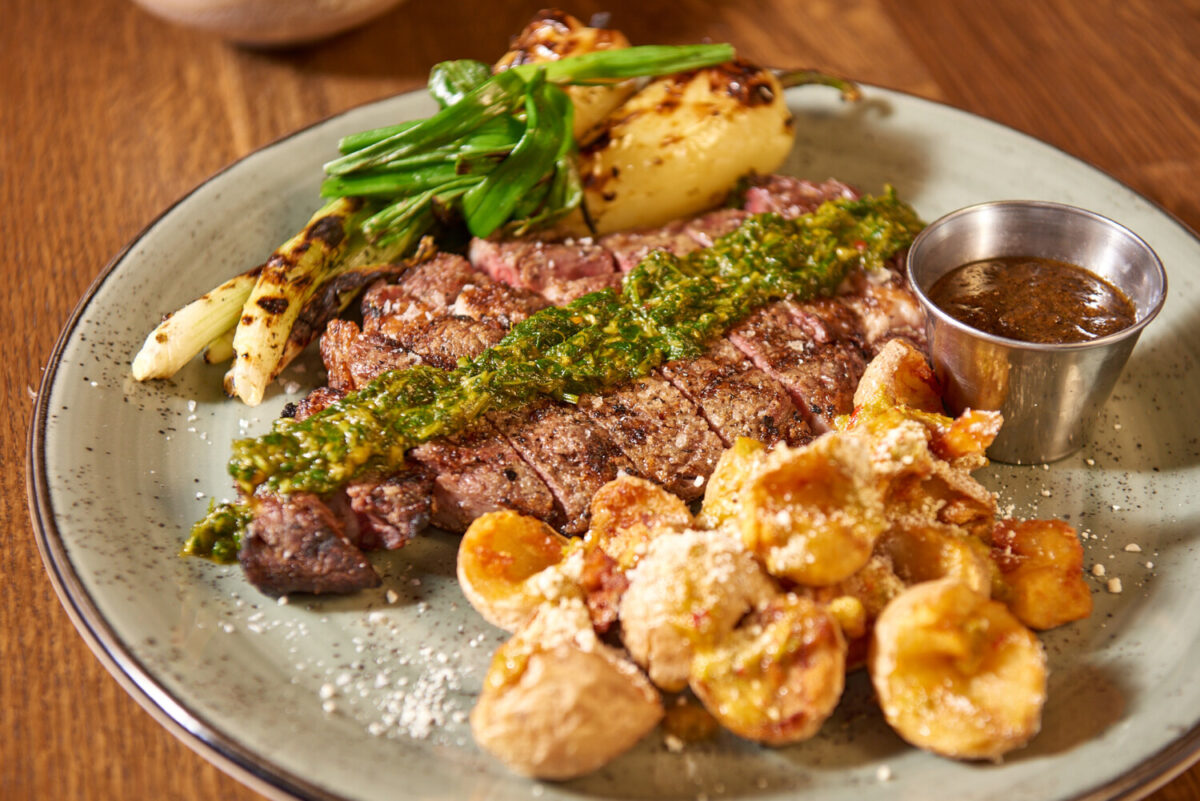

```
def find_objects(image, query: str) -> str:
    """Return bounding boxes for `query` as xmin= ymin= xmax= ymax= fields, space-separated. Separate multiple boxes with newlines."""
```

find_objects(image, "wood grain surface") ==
xmin=4 ymin=1 xmax=1199 ymax=799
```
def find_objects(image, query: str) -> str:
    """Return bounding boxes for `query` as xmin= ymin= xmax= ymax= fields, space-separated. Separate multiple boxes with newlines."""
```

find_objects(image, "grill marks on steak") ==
xmin=240 ymin=493 xmax=381 ymax=597
xmin=491 ymin=401 xmax=639 ymax=535
xmin=660 ymin=338 xmax=813 ymax=448
xmin=408 ymin=422 xmax=560 ymax=533
xmin=728 ymin=300 xmax=869 ymax=433
xmin=581 ymin=376 xmax=724 ymax=501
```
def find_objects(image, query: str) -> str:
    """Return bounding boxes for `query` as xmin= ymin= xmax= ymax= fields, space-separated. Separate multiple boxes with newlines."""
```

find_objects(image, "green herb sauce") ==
xmin=186 ymin=188 xmax=922 ymax=559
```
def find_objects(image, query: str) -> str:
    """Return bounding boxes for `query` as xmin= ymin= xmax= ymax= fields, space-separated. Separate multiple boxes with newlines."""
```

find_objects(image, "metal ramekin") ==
xmin=906 ymin=200 xmax=1167 ymax=464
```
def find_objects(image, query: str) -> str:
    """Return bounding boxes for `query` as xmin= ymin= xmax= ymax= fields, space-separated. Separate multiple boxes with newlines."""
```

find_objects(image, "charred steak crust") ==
xmin=408 ymin=422 xmax=560 ymax=532
xmin=239 ymin=493 xmax=381 ymax=597
xmin=345 ymin=467 xmax=435 ymax=551
xmin=581 ymin=375 xmax=725 ymax=501
xmin=660 ymin=338 xmax=813 ymax=448
xmin=491 ymin=400 xmax=639 ymax=535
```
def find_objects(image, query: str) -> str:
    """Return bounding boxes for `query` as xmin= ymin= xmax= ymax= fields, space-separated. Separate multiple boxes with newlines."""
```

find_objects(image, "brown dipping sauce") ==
xmin=927 ymin=256 xmax=1137 ymax=343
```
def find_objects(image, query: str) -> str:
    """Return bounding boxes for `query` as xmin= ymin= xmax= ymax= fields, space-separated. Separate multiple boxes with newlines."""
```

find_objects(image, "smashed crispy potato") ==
xmin=691 ymin=593 xmax=846 ymax=745
xmin=471 ymin=600 xmax=663 ymax=779
xmin=586 ymin=473 xmax=693 ymax=570
xmin=988 ymin=518 xmax=1093 ymax=630
xmin=878 ymin=520 xmax=996 ymax=597
xmin=740 ymin=432 xmax=886 ymax=586
xmin=853 ymin=339 xmax=943 ymax=414
xmin=457 ymin=510 xmax=576 ymax=631
xmin=619 ymin=528 xmax=777 ymax=691
xmin=696 ymin=437 xmax=767 ymax=530
xmin=869 ymin=579 xmax=1047 ymax=761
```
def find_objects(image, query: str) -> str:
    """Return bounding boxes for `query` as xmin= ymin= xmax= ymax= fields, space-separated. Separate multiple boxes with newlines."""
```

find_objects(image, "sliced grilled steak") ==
xmin=291 ymin=386 xmax=346 ymax=421
xmin=836 ymin=261 xmax=928 ymax=355
xmin=344 ymin=467 xmax=435 ymax=551
xmin=239 ymin=493 xmax=380 ymax=597
xmin=408 ymin=422 xmax=559 ymax=532
xmin=660 ymin=338 xmax=813 ymax=448
xmin=321 ymin=319 xmax=423 ymax=392
xmin=538 ymin=272 xmax=624 ymax=305
xmin=729 ymin=301 xmax=867 ymax=433
xmin=581 ymin=375 xmax=724 ymax=501
xmin=469 ymin=236 xmax=616 ymax=292
xmin=384 ymin=252 xmax=479 ymax=310
xmin=491 ymin=401 xmax=639 ymax=535
xmin=451 ymin=279 xmax=549 ymax=328
xmin=683 ymin=208 xmax=750 ymax=247
xmin=600 ymin=220 xmax=700 ymax=273
xmin=743 ymin=176 xmax=859 ymax=217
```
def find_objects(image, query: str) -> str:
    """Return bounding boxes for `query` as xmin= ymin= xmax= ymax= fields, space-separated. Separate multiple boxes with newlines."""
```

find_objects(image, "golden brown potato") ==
xmin=869 ymin=579 xmax=1047 ymax=761
xmin=586 ymin=474 xmax=693 ymax=570
xmin=852 ymin=339 xmax=943 ymax=414
xmin=618 ymin=528 xmax=777 ymax=691
xmin=878 ymin=520 xmax=996 ymax=597
xmin=740 ymin=433 xmax=886 ymax=586
xmin=579 ymin=62 xmax=794 ymax=235
xmin=457 ymin=510 xmax=576 ymax=631
xmin=471 ymin=600 xmax=663 ymax=779
xmin=696 ymin=437 xmax=767 ymax=530
xmin=690 ymin=593 xmax=846 ymax=745
xmin=493 ymin=10 xmax=638 ymax=142
xmin=988 ymin=519 xmax=1094 ymax=630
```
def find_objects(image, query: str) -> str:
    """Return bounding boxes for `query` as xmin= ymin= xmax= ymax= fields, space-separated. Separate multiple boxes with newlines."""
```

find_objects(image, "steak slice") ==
xmin=344 ymin=467 xmax=435 ymax=550
xmin=451 ymin=279 xmax=549 ymax=329
xmin=538 ymin=272 xmax=624 ymax=306
xmin=682 ymin=208 xmax=750 ymax=248
xmin=600 ymin=220 xmax=700 ymax=273
xmin=660 ymin=338 xmax=813 ymax=448
xmin=239 ymin=493 xmax=380 ymax=597
xmin=837 ymin=262 xmax=928 ymax=355
xmin=291 ymin=386 xmax=346 ymax=421
xmin=394 ymin=315 xmax=506 ymax=370
xmin=321 ymin=319 xmax=423 ymax=392
xmin=742 ymin=176 xmax=860 ymax=218
xmin=581 ymin=375 xmax=724 ymax=501
xmin=469 ymin=236 xmax=616 ymax=293
xmin=728 ymin=301 xmax=867 ymax=433
xmin=386 ymin=252 xmax=479 ymax=310
xmin=491 ymin=401 xmax=639 ymax=535
xmin=408 ymin=422 xmax=559 ymax=532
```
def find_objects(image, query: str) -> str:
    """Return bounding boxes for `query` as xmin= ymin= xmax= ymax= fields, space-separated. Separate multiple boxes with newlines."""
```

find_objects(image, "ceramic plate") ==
xmin=28 ymin=85 xmax=1200 ymax=801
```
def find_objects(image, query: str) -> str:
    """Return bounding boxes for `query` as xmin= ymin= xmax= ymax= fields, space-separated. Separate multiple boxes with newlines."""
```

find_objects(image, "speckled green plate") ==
xmin=28 ymin=85 xmax=1200 ymax=801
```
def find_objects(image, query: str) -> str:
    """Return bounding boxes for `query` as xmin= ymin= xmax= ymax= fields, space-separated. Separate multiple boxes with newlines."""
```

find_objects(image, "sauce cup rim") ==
xmin=905 ymin=199 xmax=1168 ymax=352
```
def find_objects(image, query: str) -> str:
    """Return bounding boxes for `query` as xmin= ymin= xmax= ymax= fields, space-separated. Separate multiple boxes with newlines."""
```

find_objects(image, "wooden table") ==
xmin=4 ymin=1 xmax=1199 ymax=798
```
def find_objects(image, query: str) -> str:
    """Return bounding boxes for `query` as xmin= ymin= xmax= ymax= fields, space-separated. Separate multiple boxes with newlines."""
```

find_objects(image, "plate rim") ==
xmin=25 ymin=82 xmax=1200 ymax=801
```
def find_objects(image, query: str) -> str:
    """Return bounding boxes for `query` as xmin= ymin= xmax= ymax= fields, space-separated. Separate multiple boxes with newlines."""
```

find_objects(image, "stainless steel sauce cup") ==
xmin=906 ymin=200 xmax=1167 ymax=464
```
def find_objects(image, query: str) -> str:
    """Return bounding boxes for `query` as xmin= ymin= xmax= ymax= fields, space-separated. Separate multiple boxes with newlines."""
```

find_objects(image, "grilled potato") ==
xmin=494 ymin=10 xmax=638 ymax=142
xmin=457 ymin=510 xmax=577 ymax=632
xmin=869 ymin=579 xmax=1047 ymax=761
xmin=579 ymin=62 xmax=795 ymax=235
xmin=690 ymin=593 xmax=846 ymax=745
xmin=878 ymin=520 xmax=996 ymax=597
